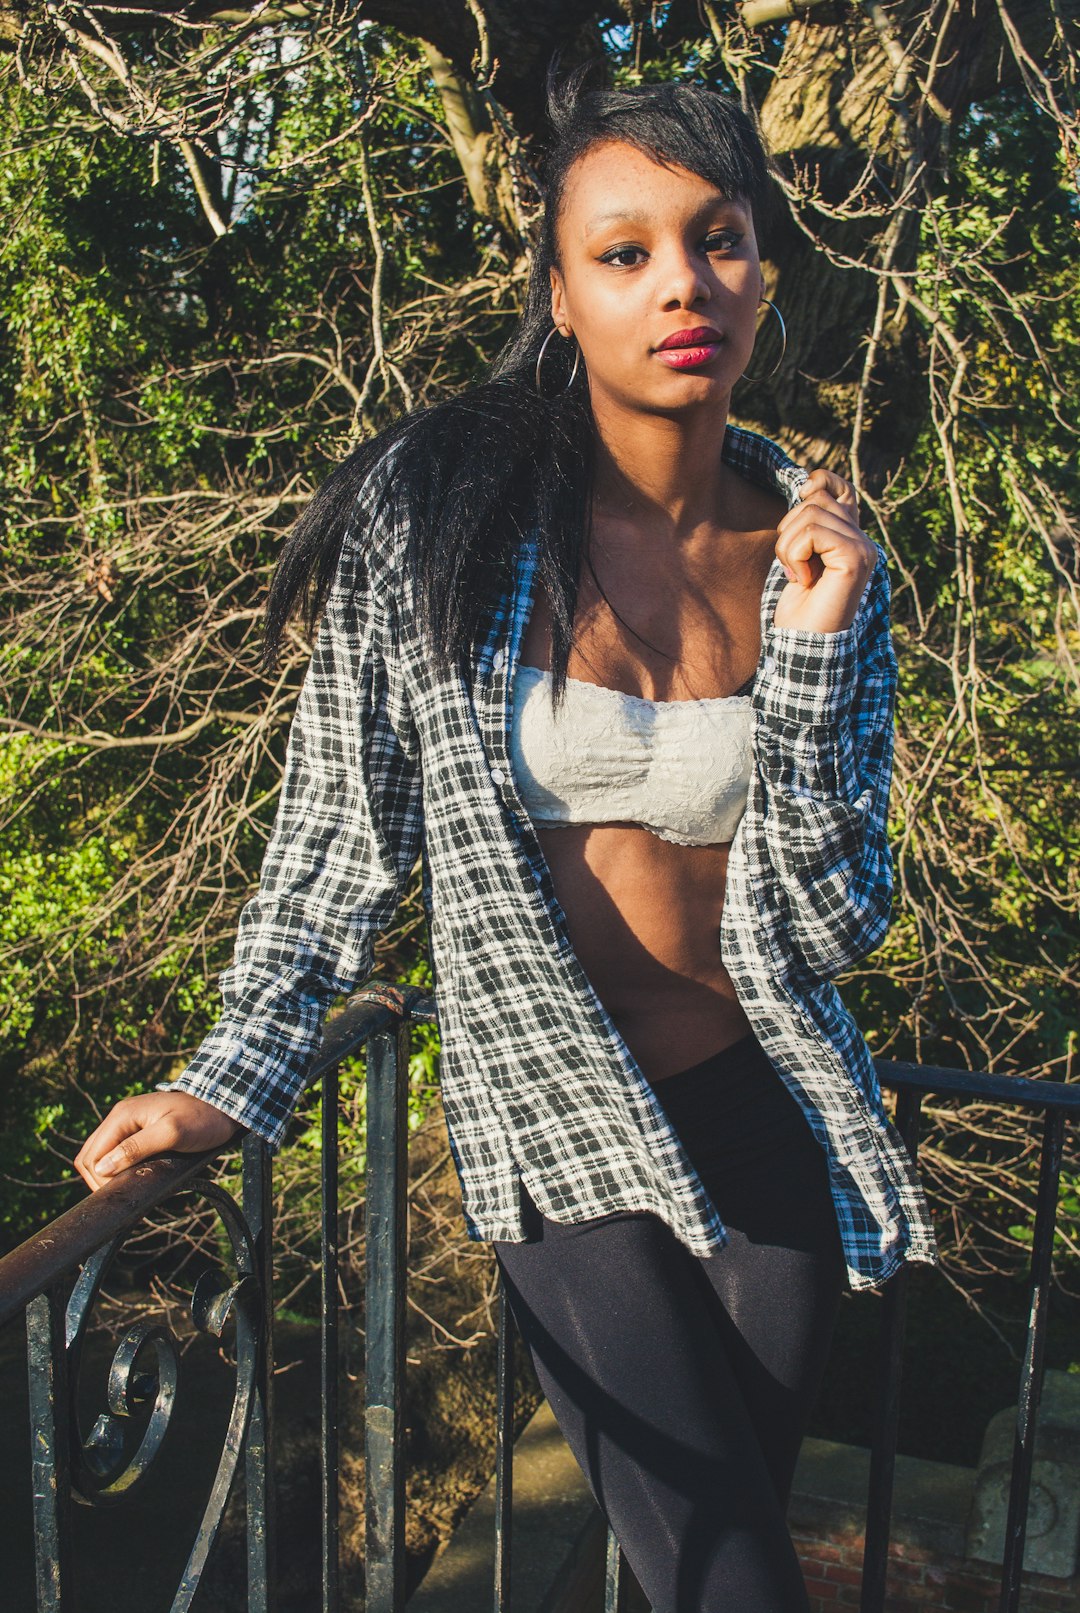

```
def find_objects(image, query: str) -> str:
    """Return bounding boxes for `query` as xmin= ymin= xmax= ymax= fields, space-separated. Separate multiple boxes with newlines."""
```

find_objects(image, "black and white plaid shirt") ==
xmin=158 ymin=422 xmax=938 ymax=1293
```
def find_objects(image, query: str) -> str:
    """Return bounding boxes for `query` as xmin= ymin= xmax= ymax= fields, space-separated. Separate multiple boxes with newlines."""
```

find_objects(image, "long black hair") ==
xmin=262 ymin=56 xmax=776 ymax=707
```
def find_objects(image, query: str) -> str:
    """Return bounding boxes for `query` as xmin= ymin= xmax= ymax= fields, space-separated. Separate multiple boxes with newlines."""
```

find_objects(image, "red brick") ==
xmin=790 ymin=1518 xmax=1078 ymax=1613
xmin=803 ymin=1580 xmax=840 ymax=1606
xmin=824 ymin=1563 xmax=865 ymax=1587
xmin=888 ymin=1557 xmax=927 ymax=1584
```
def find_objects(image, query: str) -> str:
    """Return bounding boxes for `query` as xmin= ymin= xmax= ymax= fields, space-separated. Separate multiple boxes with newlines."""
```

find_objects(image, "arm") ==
xmin=751 ymin=542 xmax=897 ymax=985
xmin=154 ymin=505 xmax=424 ymax=1153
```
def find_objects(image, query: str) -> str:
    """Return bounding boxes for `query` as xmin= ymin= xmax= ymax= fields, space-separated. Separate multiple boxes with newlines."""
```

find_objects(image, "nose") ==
xmin=656 ymin=239 xmax=713 ymax=309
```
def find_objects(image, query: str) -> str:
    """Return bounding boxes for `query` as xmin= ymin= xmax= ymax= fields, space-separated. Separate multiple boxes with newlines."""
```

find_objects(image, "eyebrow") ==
xmin=583 ymin=199 xmax=747 ymax=234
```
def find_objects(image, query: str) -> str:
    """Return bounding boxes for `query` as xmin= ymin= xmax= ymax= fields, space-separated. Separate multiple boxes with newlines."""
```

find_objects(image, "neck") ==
xmin=588 ymin=395 xmax=739 ymax=545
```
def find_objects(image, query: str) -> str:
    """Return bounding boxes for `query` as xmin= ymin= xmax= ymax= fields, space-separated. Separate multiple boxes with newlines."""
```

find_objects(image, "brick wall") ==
xmin=792 ymin=1521 xmax=1080 ymax=1611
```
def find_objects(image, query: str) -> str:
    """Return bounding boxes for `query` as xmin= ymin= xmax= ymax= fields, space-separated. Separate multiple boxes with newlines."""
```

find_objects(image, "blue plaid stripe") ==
xmin=158 ymin=422 xmax=938 ymax=1292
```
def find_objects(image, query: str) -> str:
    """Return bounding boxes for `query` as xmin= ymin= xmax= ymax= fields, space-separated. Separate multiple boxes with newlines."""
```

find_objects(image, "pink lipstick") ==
xmin=654 ymin=325 xmax=723 ymax=369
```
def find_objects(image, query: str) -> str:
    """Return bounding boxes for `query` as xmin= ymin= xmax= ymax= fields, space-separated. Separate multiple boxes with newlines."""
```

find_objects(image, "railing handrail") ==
xmin=2 ymin=1002 xmax=1073 ymax=1329
xmin=0 ymin=1147 xmax=224 ymax=1329
xmin=0 ymin=984 xmax=432 ymax=1328
xmin=309 ymin=984 xmax=436 ymax=1076
xmin=875 ymin=1056 xmax=1080 ymax=1112
xmin=0 ymin=980 xmax=1074 ymax=1613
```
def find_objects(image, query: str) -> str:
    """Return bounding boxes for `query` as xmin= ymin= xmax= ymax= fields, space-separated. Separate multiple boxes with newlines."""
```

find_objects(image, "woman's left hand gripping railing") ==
xmin=0 ymin=981 xmax=436 ymax=1613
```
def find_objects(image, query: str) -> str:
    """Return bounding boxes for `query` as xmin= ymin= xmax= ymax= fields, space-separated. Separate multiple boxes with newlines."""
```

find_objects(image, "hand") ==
xmin=74 ymin=1092 xmax=245 ymax=1193
xmin=772 ymin=468 xmax=878 ymax=634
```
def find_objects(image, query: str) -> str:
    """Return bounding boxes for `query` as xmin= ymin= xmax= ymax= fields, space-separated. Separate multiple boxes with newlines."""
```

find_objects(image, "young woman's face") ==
xmin=549 ymin=139 xmax=766 ymax=415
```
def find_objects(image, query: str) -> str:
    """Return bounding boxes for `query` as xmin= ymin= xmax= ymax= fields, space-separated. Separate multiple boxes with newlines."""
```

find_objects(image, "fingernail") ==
xmin=98 ymin=1151 xmax=122 ymax=1175
xmin=783 ymin=566 xmax=795 ymax=581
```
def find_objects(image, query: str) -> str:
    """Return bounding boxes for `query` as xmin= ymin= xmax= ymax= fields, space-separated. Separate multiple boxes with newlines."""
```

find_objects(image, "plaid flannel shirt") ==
xmin=158 ymin=422 xmax=939 ymax=1293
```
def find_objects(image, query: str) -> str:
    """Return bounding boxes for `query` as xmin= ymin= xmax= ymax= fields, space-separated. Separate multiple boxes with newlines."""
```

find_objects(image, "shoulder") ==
xmin=350 ymin=439 xmax=408 ymax=549
xmin=333 ymin=438 xmax=411 ymax=603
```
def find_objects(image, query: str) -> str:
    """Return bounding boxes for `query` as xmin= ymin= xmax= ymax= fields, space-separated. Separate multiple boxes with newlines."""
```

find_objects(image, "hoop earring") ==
xmin=535 ymin=324 xmax=582 ymax=394
xmin=741 ymin=298 xmax=787 ymax=382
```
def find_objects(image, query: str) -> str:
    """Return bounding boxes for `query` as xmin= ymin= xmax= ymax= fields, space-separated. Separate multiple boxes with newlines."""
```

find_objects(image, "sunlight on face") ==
xmin=550 ymin=139 xmax=765 ymax=418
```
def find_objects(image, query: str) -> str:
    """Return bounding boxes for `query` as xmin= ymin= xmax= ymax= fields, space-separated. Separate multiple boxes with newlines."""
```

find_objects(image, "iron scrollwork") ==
xmin=43 ymin=1175 xmax=265 ymax=1610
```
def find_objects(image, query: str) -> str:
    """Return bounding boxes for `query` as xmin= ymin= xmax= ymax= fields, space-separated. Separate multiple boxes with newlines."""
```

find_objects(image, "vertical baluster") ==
xmin=322 ymin=1056 xmax=341 ymax=1613
xmin=493 ymin=1270 xmax=514 ymax=1613
xmin=365 ymin=1017 xmax=411 ymax=1613
xmin=26 ymin=1282 xmax=72 ymax=1613
xmin=860 ymin=1085 xmax=922 ymax=1613
xmin=243 ymin=1133 xmax=278 ymax=1612
xmin=604 ymin=1525 xmax=627 ymax=1612
xmin=998 ymin=1105 xmax=1065 ymax=1613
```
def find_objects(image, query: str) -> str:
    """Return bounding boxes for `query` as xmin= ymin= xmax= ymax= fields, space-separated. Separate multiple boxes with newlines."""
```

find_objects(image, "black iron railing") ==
xmin=0 ymin=985 xmax=1076 ymax=1613
xmin=857 ymin=1061 xmax=1076 ymax=1613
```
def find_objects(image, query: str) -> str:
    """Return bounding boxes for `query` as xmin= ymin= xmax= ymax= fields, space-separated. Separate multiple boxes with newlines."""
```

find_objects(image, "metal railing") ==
xmin=857 ymin=1059 xmax=1077 ymax=1613
xmin=0 ymin=984 xmax=1076 ymax=1613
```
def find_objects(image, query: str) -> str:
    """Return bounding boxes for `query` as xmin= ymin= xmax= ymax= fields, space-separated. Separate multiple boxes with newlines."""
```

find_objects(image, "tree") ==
xmin=1 ymin=4 xmax=1077 ymax=1304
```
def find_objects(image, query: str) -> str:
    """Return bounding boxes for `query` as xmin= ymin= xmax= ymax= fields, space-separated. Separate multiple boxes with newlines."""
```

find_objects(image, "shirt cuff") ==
xmin=153 ymin=1031 xmax=302 ymax=1155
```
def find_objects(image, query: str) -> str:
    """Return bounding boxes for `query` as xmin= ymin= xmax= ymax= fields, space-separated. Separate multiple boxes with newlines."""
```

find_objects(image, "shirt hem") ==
xmin=459 ymin=1181 xmax=732 ymax=1257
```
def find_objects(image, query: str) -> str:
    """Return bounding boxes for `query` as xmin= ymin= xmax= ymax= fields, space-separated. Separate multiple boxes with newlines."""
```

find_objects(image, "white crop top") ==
xmin=509 ymin=663 xmax=755 ymax=847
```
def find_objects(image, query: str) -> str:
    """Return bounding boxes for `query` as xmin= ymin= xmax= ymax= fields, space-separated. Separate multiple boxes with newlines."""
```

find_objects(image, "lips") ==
xmin=653 ymin=326 xmax=724 ymax=371
xmin=655 ymin=326 xmax=723 ymax=350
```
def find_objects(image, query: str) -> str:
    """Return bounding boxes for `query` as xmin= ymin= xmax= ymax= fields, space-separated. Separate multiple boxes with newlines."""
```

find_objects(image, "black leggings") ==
xmin=492 ymin=1029 xmax=848 ymax=1613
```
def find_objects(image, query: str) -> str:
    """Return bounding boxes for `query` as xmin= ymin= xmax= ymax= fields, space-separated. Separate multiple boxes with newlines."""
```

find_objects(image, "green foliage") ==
xmin=0 ymin=24 xmax=1075 ymax=1291
xmin=0 ymin=22 xmax=483 ymax=1238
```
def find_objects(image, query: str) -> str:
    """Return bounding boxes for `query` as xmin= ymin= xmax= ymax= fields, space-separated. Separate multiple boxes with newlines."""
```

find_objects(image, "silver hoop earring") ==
xmin=535 ymin=324 xmax=582 ymax=394
xmin=741 ymin=298 xmax=787 ymax=382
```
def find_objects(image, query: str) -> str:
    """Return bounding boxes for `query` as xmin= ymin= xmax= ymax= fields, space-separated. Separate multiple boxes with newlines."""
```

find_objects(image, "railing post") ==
xmin=605 ymin=1526 xmax=630 ymax=1612
xmin=365 ymin=1014 xmax=412 ymax=1613
xmin=26 ymin=1282 xmax=73 ymax=1613
xmin=243 ymin=1132 xmax=277 ymax=1613
xmin=860 ymin=1085 xmax=923 ymax=1613
xmin=493 ymin=1273 xmax=514 ymax=1612
xmin=5 ymin=1011 xmax=1077 ymax=1613
xmin=322 ymin=1053 xmax=341 ymax=1613
xmin=998 ymin=1105 xmax=1066 ymax=1613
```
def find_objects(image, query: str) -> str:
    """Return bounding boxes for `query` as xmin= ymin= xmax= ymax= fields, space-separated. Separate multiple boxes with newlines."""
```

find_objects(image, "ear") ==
xmin=550 ymin=265 xmax=567 ymax=334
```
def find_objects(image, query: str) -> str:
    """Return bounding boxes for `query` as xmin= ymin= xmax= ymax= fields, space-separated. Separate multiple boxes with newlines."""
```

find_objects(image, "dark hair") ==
xmin=263 ymin=58 xmax=776 ymax=706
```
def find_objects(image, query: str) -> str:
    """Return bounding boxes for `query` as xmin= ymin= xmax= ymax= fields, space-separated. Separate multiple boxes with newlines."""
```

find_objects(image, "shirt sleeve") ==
xmin=154 ymin=493 xmax=424 ymax=1152
xmin=750 ymin=542 xmax=897 ymax=985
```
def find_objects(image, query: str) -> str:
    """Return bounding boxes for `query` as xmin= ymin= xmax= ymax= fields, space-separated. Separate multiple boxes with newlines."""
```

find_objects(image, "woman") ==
xmin=75 ymin=64 xmax=937 ymax=1612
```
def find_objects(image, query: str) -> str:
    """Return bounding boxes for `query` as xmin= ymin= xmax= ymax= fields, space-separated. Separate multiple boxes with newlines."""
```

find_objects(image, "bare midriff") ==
xmin=534 ymin=820 xmax=751 ymax=1080
xmin=518 ymin=477 xmax=787 ymax=1084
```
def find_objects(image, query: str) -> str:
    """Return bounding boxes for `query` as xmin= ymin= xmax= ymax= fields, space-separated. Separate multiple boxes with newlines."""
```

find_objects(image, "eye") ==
xmin=705 ymin=230 xmax=743 ymax=251
xmin=599 ymin=244 xmax=646 ymax=268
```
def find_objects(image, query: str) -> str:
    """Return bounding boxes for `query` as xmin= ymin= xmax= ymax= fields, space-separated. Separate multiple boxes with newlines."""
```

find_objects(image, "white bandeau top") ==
xmin=509 ymin=663 xmax=755 ymax=847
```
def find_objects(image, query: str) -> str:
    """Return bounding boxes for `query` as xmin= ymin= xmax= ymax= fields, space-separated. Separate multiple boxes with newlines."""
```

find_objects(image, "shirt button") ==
xmin=491 ymin=767 xmax=506 ymax=785
xmin=763 ymin=654 xmax=777 ymax=672
xmin=492 ymin=649 xmax=505 ymax=672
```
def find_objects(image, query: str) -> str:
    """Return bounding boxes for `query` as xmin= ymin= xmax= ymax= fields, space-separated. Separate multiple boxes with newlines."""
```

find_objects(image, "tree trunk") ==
xmin=3 ymin=0 xmax=1075 ymax=469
